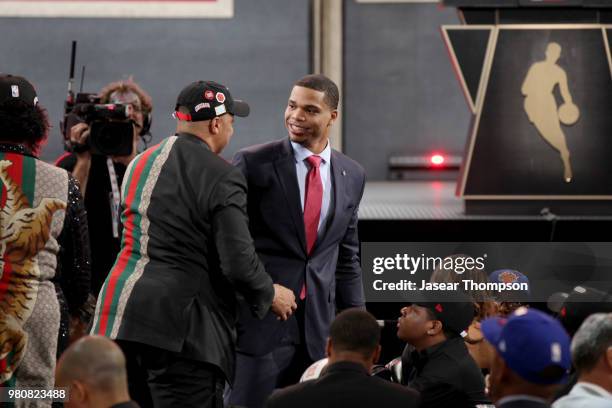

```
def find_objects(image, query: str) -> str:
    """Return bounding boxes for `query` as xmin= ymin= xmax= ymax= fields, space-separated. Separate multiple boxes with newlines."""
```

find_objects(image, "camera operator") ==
xmin=56 ymin=79 xmax=153 ymax=297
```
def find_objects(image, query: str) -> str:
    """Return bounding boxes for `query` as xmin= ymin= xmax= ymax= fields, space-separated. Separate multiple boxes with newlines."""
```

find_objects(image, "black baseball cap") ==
xmin=174 ymin=80 xmax=249 ymax=121
xmin=413 ymin=291 xmax=475 ymax=337
xmin=549 ymin=286 xmax=612 ymax=336
xmin=0 ymin=74 xmax=38 ymax=106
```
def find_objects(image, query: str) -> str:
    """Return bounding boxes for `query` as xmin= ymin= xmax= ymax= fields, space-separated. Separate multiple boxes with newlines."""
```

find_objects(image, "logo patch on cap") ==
xmin=514 ymin=307 xmax=529 ymax=316
xmin=215 ymin=104 xmax=226 ymax=116
xmin=435 ymin=304 xmax=443 ymax=313
xmin=500 ymin=271 xmax=518 ymax=284
xmin=11 ymin=85 xmax=19 ymax=97
xmin=204 ymin=90 xmax=214 ymax=101
xmin=195 ymin=102 xmax=210 ymax=112
xmin=215 ymin=92 xmax=226 ymax=103
xmin=551 ymin=343 xmax=562 ymax=363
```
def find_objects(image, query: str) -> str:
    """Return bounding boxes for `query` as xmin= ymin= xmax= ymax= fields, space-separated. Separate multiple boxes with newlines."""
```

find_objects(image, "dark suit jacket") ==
xmin=266 ymin=361 xmax=420 ymax=408
xmin=233 ymin=138 xmax=366 ymax=358
xmin=498 ymin=400 xmax=552 ymax=408
xmin=92 ymin=133 xmax=274 ymax=382
xmin=499 ymin=399 xmax=551 ymax=408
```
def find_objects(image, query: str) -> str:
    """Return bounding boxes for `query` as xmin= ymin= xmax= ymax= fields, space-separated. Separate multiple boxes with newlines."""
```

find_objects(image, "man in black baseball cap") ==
xmin=93 ymin=79 xmax=296 ymax=407
xmin=0 ymin=74 xmax=39 ymax=107
xmin=397 ymin=294 xmax=490 ymax=408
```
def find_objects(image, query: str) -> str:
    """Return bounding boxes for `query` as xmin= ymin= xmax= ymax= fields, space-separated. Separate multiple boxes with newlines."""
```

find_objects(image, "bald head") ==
xmin=56 ymin=336 xmax=127 ymax=393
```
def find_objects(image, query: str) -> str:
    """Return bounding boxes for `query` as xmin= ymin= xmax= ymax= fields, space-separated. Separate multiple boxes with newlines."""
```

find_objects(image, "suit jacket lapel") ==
xmin=317 ymin=150 xmax=346 ymax=250
xmin=274 ymin=139 xmax=307 ymax=254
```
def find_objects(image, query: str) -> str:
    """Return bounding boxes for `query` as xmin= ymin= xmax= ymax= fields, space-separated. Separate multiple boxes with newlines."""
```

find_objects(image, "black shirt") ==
xmin=404 ymin=337 xmax=490 ymax=408
xmin=57 ymin=153 xmax=126 ymax=296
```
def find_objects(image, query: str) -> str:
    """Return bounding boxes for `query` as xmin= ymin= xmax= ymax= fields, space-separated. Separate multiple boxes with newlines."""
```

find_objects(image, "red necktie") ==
xmin=300 ymin=155 xmax=323 ymax=299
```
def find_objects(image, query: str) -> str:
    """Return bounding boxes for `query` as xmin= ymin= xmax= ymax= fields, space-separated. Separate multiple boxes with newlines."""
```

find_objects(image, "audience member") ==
xmin=553 ymin=313 xmax=612 ymax=407
xmin=549 ymin=285 xmax=612 ymax=399
xmin=397 ymin=296 xmax=490 ymax=407
xmin=56 ymin=335 xmax=138 ymax=408
xmin=482 ymin=307 xmax=571 ymax=408
xmin=267 ymin=309 xmax=420 ymax=408
xmin=428 ymin=254 xmax=499 ymax=371
xmin=0 ymin=74 xmax=90 ymax=398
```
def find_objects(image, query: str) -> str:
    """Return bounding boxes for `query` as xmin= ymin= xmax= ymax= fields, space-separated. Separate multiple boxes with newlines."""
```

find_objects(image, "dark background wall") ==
xmin=0 ymin=0 xmax=471 ymax=181
xmin=344 ymin=0 xmax=470 ymax=180
xmin=0 ymin=0 xmax=310 ymax=162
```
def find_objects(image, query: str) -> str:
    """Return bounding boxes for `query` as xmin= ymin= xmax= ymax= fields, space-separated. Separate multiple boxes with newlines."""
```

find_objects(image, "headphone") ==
xmin=138 ymin=110 xmax=153 ymax=148
xmin=140 ymin=109 xmax=152 ymax=137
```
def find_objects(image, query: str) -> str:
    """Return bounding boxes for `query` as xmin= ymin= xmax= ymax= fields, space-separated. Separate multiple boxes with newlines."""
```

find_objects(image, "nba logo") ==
xmin=11 ymin=85 xmax=19 ymax=97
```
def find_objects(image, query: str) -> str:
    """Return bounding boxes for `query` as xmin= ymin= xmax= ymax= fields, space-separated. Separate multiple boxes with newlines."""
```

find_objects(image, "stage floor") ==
xmin=360 ymin=181 xmax=463 ymax=220
xmin=359 ymin=181 xmax=612 ymax=221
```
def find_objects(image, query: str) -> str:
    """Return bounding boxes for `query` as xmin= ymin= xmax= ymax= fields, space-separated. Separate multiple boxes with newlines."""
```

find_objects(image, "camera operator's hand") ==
xmin=271 ymin=284 xmax=297 ymax=321
xmin=70 ymin=123 xmax=91 ymax=159
xmin=69 ymin=123 xmax=92 ymax=197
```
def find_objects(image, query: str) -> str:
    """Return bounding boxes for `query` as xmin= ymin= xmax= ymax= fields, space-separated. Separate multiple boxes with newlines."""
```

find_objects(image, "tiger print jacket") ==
xmin=0 ymin=143 xmax=90 ymax=391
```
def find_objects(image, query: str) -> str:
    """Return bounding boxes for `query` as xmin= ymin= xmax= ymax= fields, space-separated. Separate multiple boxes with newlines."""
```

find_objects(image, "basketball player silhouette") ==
xmin=522 ymin=42 xmax=579 ymax=183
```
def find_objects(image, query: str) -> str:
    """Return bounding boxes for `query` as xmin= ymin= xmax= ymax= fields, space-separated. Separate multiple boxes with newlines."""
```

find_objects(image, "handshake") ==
xmin=271 ymin=284 xmax=298 ymax=321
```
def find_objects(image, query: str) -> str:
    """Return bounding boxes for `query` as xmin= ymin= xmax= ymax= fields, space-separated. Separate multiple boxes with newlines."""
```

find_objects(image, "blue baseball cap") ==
xmin=481 ymin=307 xmax=570 ymax=385
xmin=489 ymin=269 xmax=530 ymax=287
xmin=489 ymin=269 xmax=530 ymax=302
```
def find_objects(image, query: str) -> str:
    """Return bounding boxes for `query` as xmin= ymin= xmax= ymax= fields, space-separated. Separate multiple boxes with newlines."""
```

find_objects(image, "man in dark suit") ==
xmin=91 ymin=81 xmax=296 ymax=407
xmin=228 ymin=74 xmax=366 ymax=408
xmin=266 ymin=309 xmax=420 ymax=408
xmin=482 ymin=308 xmax=571 ymax=408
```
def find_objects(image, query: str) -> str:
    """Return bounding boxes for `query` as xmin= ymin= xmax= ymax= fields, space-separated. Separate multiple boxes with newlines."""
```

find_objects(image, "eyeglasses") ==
xmin=110 ymin=91 xmax=143 ymax=113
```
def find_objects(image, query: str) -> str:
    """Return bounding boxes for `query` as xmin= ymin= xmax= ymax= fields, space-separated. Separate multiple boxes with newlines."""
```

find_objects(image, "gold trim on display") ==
xmin=459 ymin=26 xmax=499 ymax=198
xmin=441 ymin=26 xmax=494 ymax=114
xmin=602 ymin=27 xmax=612 ymax=81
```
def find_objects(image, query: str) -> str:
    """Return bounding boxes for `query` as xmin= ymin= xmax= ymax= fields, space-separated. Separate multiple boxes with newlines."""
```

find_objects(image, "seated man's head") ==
xmin=571 ymin=313 xmax=612 ymax=392
xmin=397 ymin=299 xmax=474 ymax=351
xmin=0 ymin=74 xmax=49 ymax=155
xmin=326 ymin=309 xmax=381 ymax=372
xmin=482 ymin=307 xmax=571 ymax=403
xmin=56 ymin=336 xmax=131 ymax=408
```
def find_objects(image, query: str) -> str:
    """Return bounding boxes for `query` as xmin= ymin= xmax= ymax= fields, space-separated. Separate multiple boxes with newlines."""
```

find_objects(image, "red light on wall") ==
xmin=430 ymin=154 xmax=445 ymax=166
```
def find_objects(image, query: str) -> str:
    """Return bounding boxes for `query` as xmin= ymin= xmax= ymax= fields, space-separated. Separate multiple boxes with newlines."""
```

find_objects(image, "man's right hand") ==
xmin=271 ymin=284 xmax=297 ymax=321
